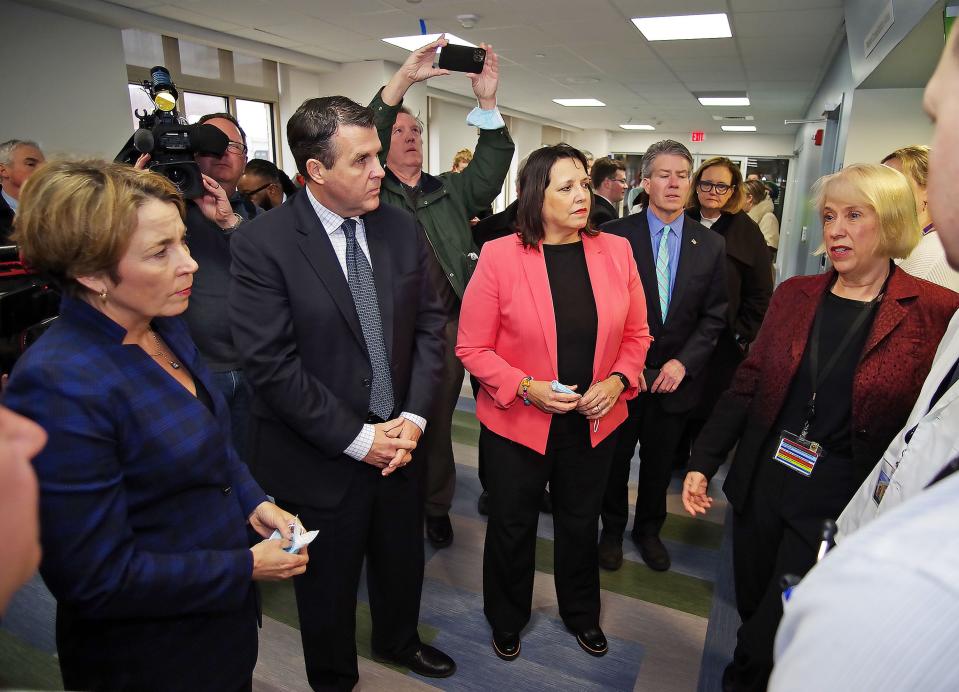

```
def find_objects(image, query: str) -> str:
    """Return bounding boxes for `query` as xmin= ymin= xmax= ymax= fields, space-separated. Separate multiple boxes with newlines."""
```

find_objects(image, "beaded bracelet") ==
xmin=520 ymin=376 xmax=532 ymax=406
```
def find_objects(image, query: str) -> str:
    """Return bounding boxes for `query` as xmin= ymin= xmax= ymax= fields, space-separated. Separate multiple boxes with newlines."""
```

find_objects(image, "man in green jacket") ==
xmin=370 ymin=37 xmax=514 ymax=548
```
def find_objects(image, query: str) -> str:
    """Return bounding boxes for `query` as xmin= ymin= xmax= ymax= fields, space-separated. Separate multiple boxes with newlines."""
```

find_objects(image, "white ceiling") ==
xmin=109 ymin=0 xmax=847 ymax=135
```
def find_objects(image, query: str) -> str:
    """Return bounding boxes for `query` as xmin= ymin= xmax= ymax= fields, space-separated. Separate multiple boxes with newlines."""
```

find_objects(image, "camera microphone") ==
xmin=133 ymin=128 xmax=155 ymax=154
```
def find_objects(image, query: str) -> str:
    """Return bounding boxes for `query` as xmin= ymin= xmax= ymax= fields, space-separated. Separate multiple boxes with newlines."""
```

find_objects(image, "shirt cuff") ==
xmin=466 ymin=106 xmax=506 ymax=130
xmin=400 ymin=411 xmax=427 ymax=434
xmin=344 ymin=423 xmax=375 ymax=461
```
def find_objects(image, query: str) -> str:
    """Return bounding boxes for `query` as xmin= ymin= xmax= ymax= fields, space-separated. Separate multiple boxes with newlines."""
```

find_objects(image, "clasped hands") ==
xmin=520 ymin=377 xmax=625 ymax=420
xmin=363 ymin=417 xmax=421 ymax=477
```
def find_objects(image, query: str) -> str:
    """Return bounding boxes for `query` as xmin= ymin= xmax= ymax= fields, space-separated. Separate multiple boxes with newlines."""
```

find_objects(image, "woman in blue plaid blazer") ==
xmin=2 ymin=161 xmax=307 ymax=691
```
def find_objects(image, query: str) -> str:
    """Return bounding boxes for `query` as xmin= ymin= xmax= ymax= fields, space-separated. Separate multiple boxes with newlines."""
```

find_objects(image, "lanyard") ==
xmin=801 ymin=288 xmax=883 ymax=438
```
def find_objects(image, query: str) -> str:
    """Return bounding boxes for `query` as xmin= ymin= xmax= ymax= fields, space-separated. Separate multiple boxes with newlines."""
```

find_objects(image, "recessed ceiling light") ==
xmin=619 ymin=124 xmax=655 ymax=130
xmin=382 ymin=33 xmax=476 ymax=51
xmin=553 ymin=98 xmax=605 ymax=107
xmin=695 ymin=92 xmax=750 ymax=106
xmin=722 ymin=125 xmax=757 ymax=132
xmin=631 ymin=13 xmax=731 ymax=41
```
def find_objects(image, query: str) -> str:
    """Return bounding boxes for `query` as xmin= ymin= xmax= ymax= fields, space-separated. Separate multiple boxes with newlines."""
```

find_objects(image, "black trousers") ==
xmin=601 ymin=395 xmax=688 ymax=539
xmin=724 ymin=444 xmax=862 ymax=692
xmin=278 ymin=464 xmax=425 ymax=692
xmin=482 ymin=424 xmax=616 ymax=633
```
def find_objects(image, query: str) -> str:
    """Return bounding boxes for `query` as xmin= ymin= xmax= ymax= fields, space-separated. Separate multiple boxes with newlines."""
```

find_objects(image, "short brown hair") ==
xmin=687 ymin=156 xmax=745 ymax=214
xmin=881 ymin=144 xmax=930 ymax=190
xmin=590 ymin=157 xmax=625 ymax=189
xmin=811 ymin=163 xmax=920 ymax=259
xmin=287 ymin=96 xmax=374 ymax=175
xmin=13 ymin=160 xmax=184 ymax=296
xmin=743 ymin=179 xmax=768 ymax=203
xmin=516 ymin=144 xmax=598 ymax=248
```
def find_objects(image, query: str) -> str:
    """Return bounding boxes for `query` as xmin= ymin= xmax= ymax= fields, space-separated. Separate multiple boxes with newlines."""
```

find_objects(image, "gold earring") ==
xmin=99 ymin=288 xmax=108 ymax=302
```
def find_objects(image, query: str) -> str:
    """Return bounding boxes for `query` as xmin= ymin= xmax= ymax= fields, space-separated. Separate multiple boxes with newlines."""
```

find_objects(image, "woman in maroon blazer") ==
xmin=682 ymin=163 xmax=959 ymax=692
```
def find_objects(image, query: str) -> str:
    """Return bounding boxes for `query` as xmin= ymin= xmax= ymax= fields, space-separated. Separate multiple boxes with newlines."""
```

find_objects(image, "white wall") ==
xmin=843 ymin=88 xmax=933 ymax=166
xmin=427 ymin=99 xmax=477 ymax=176
xmin=567 ymin=130 xmax=611 ymax=160
xmin=0 ymin=0 xmax=132 ymax=160
xmin=844 ymin=0 xmax=940 ymax=86
xmin=608 ymin=131 xmax=794 ymax=157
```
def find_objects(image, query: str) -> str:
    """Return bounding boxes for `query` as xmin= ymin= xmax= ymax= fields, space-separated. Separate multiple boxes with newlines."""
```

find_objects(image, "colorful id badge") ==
xmin=773 ymin=430 xmax=822 ymax=477
xmin=872 ymin=459 xmax=895 ymax=506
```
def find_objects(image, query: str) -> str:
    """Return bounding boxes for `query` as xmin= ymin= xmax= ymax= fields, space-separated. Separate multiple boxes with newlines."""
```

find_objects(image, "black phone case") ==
xmin=437 ymin=45 xmax=486 ymax=73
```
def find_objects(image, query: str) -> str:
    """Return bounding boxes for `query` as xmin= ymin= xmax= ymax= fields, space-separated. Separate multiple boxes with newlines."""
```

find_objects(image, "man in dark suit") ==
xmin=590 ymin=157 xmax=627 ymax=226
xmin=229 ymin=96 xmax=453 ymax=690
xmin=598 ymin=140 xmax=728 ymax=571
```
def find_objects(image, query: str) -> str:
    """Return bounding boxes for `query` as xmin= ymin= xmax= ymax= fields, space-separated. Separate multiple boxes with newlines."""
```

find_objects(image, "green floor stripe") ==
xmin=452 ymin=409 xmax=480 ymax=431
xmin=452 ymin=422 xmax=479 ymax=446
xmin=534 ymin=538 xmax=714 ymax=618
xmin=661 ymin=512 xmax=724 ymax=551
xmin=0 ymin=629 xmax=63 ymax=690
xmin=259 ymin=581 xmax=438 ymax=671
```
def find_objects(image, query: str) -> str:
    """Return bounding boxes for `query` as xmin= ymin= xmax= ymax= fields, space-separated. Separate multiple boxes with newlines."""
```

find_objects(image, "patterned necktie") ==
xmin=656 ymin=224 xmax=671 ymax=321
xmin=342 ymin=219 xmax=394 ymax=420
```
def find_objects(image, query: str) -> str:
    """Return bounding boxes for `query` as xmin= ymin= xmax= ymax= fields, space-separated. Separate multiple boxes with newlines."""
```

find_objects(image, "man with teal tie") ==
xmin=597 ymin=140 xmax=728 ymax=571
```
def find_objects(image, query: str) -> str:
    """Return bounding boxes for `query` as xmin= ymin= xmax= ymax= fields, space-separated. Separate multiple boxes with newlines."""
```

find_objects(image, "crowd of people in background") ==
xmin=3 ymin=26 xmax=959 ymax=692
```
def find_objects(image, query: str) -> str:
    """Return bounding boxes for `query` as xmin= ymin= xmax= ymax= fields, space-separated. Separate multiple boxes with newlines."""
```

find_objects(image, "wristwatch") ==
xmin=611 ymin=372 xmax=630 ymax=390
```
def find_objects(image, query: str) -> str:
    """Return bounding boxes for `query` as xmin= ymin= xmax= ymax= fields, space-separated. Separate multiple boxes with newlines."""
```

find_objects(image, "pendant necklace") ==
xmin=149 ymin=329 xmax=181 ymax=370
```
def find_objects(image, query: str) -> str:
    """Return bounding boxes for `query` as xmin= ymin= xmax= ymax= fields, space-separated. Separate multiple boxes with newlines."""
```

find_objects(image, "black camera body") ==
xmin=116 ymin=66 xmax=228 ymax=198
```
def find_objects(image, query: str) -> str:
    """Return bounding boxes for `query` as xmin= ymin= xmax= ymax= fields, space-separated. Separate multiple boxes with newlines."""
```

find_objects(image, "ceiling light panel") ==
xmin=553 ymin=98 xmax=606 ymax=107
xmin=382 ymin=33 xmax=476 ymax=51
xmin=721 ymin=125 xmax=757 ymax=132
xmin=619 ymin=124 xmax=655 ymax=130
xmin=631 ymin=13 xmax=732 ymax=42
xmin=697 ymin=96 xmax=750 ymax=106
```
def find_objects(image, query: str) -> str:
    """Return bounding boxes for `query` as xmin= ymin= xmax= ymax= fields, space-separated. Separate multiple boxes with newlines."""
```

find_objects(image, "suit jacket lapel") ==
xmin=669 ymin=221 xmax=699 ymax=320
xmin=293 ymin=196 xmax=366 ymax=350
xmin=363 ymin=218 xmax=394 ymax=364
xmin=628 ymin=214 xmax=662 ymax=328
xmin=862 ymin=267 xmax=915 ymax=359
xmin=791 ymin=274 xmax=831 ymax=362
xmin=521 ymin=244 xmax=558 ymax=378
xmin=583 ymin=236 xmax=610 ymax=381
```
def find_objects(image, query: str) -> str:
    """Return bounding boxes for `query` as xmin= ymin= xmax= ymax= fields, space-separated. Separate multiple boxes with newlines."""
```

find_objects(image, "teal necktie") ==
xmin=656 ymin=225 xmax=671 ymax=321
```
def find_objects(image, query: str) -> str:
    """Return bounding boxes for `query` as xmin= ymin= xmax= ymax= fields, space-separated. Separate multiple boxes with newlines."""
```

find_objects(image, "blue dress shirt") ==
xmin=647 ymin=208 xmax=684 ymax=296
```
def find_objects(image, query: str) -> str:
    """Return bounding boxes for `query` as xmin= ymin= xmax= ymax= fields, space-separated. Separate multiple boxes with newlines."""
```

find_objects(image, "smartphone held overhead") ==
xmin=437 ymin=44 xmax=487 ymax=73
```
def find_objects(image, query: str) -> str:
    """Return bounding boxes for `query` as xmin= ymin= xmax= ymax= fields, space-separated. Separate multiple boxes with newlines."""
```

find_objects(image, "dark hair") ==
xmin=197 ymin=112 xmax=247 ymax=144
xmin=287 ymin=96 xmax=374 ymax=176
xmin=244 ymin=158 xmax=298 ymax=197
xmin=516 ymin=144 xmax=598 ymax=248
xmin=590 ymin=157 xmax=625 ymax=188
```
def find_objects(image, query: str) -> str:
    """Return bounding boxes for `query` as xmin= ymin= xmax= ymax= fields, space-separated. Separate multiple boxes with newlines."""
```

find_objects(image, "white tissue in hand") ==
xmin=268 ymin=527 xmax=318 ymax=553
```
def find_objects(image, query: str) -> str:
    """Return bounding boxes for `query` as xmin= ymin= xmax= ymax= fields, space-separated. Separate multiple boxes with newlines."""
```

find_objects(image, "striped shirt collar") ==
xmin=304 ymin=185 xmax=362 ymax=237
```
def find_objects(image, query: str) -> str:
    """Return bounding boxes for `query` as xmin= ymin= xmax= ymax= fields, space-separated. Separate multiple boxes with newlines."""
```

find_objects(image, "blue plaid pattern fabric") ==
xmin=342 ymin=218 xmax=394 ymax=420
xmin=656 ymin=224 xmax=672 ymax=320
xmin=2 ymin=295 xmax=266 ymax=621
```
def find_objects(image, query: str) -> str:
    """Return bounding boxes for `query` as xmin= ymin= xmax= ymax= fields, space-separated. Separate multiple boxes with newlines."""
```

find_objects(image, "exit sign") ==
xmin=691 ymin=131 xmax=706 ymax=142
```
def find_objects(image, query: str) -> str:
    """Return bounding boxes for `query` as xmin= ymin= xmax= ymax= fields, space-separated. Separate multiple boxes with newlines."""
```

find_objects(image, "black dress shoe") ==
xmin=573 ymin=626 xmax=608 ymax=657
xmin=477 ymin=490 xmax=489 ymax=516
xmin=492 ymin=630 xmax=521 ymax=661
xmin=633 ymin=533 xmax=671 ymax=571
xmin=426 ymin=514 xmax=453 ymax=549
xmin=374 ymin=644 xmax=456 ymax=678
xmin=597 ymin=533 xmax=623 ymax=571
xmin=540 ymin=488 xmax=553 ymax=514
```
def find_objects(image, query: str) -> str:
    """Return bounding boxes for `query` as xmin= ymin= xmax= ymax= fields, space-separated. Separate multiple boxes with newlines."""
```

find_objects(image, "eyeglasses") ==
xmin=612 ymin=178 xmax=629 ymax=186
xmin=697 ymin=180 xmax=734 ymax=194
xmin=226 ymin=141 xmax=248 ymax=156
xmin=239 ymin=182 xmax=271 ymax=199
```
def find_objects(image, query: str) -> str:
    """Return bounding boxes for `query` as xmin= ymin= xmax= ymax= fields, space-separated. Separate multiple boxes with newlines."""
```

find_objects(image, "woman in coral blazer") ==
xmin=457 ymin=144 xmax=651 ymax=663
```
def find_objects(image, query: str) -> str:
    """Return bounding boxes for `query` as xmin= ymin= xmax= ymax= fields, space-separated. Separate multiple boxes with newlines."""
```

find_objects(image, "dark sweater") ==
xmin=182 ymin=197 xmax=257 ymax=372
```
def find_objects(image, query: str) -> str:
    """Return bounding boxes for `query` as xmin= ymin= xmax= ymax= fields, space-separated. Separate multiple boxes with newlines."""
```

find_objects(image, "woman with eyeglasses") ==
xmin=682 ymin=157 xmax=773 ymax=457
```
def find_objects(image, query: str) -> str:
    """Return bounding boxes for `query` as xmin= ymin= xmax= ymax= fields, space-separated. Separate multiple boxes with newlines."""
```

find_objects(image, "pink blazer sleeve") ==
xmin=456 ymin=243 xmax=527 ymax=409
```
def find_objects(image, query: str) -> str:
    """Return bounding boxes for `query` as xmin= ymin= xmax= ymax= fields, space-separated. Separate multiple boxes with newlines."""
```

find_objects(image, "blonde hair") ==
xmin=13 ymin=160 xmax=184 ymax=295
xmin=452 ymin=148 xmax=473 ymax=171
xmin=881 ymin=144 xmax=929 ymax=190
xmin=811 ymin=163 xmax=920 ymax=260
xmin=687 ymin=156 xmax=745 ymax=214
